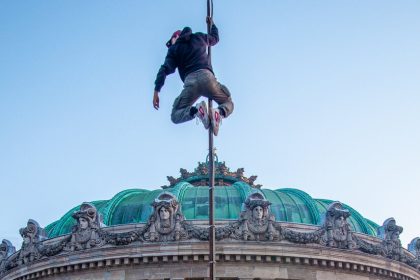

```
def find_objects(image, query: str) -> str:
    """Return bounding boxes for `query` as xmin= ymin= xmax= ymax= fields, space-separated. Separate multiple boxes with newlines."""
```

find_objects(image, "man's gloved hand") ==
xmin=206 ymin=16 xmax=213 ymax=26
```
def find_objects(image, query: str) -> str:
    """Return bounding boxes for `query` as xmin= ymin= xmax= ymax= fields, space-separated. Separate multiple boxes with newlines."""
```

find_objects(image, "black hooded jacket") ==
xmin=154 ymin=24 xmax=219 ymax=92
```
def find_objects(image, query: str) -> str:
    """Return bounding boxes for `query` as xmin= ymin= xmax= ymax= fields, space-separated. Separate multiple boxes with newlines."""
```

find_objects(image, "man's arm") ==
xmin=153 ymin=48 xmax=177 ymax=110
xmin=206 ymin=17 xmax=219 ymax=46
xmin=154 ymin=48 xmax=177 ymax=92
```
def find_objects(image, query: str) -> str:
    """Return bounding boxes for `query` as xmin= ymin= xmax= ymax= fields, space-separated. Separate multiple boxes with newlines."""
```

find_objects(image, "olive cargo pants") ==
xmin=171 ymin=69 xmax=234 ymax=124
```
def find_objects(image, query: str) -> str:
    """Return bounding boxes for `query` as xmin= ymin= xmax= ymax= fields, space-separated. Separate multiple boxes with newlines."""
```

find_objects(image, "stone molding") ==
xmin=1 ymin=242 xmax=419 ymax=280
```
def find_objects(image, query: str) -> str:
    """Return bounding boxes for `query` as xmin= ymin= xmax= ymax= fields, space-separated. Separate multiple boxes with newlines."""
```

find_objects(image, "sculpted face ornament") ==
xmin=409 ymin=238 xmax=420 ymax=260
xmin=239 ymin=193 xmax=278 ymax=241
xmin=252 ymin=205 xmax=264 ymax=220
xmin=159 ymin=207 xmax=171 ymax=221
xmin=18 ymin=219 xmax=46 ymax=264
xmin=322 ymin=202 xmax=354 ymax=249
xmin=408 ymin=238 xmax=420 ymax=269
xmin=378 ymin=218 xmax=404 ymax=260
xmin=79 ymin=217 xmax=89 ymax=230
xmin=145 ymin=192 xmax=187 ymax=242
xmin=67 ymin=202 xmax=103 ymax=251
xmin=0 ymin=240 xmax=15 ymax=271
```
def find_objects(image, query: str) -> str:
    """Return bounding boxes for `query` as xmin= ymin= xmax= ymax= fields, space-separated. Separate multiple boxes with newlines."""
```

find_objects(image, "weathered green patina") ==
xmin=46 ymin=162 xmax=379 ymax=238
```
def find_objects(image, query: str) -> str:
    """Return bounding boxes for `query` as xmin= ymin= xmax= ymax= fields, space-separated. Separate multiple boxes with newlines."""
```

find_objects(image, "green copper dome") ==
xmin=46 ymin=161 xmax=380 ymax=238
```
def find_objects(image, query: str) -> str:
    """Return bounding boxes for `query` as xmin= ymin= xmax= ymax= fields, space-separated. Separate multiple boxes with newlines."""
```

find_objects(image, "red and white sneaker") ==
xmin=210 ymin=108 xmax=223 ymax=136
xmin=195 ymin=101 xmax=210 ymax=129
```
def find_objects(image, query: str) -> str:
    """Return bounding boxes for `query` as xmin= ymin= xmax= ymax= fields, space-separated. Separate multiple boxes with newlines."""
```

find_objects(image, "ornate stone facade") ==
xmin=1 ymin=189 xmax=420 ymax=279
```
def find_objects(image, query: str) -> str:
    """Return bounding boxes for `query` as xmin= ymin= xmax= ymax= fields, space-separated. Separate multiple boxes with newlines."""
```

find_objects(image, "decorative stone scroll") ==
xmin=66 ymin=202 xmax=104 ymax=251
xmin=0 ymin=240 xmax=15 ymax=271
xmin=144 ymin=192 xmax=188 ymax=242
xmin=17 ymin=219 xmax=47 ymax=265
xmin=322 ymin=201 xmax=355 ymax=249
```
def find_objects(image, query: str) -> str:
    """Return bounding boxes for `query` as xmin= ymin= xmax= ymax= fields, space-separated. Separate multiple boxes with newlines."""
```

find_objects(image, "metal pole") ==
xmin=208 ymin=116 xmax=216 ymax=280
xmin=207 ymin=1 xmax=215 ymax=279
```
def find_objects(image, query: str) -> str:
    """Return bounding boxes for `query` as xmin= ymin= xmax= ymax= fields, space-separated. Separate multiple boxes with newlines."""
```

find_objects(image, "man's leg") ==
xmin=203 ymin=73 xmax=234 ymax=136
xmin=212 ymin=83 xmax=234 ymax=118
xmin=199 ymin=70 xmax=234 ymax=118
xmin=171 ymin=76 xmax=200 ymax=124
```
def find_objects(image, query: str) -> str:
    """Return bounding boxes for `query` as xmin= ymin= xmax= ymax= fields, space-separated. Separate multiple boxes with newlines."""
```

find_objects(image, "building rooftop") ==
xmin=46 ymin=160 xmax=379 ymax=238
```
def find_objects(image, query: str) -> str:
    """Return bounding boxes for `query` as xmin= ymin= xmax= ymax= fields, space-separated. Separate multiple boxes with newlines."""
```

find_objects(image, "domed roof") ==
xmin=46 ymin=161 xmax=379 ymax=238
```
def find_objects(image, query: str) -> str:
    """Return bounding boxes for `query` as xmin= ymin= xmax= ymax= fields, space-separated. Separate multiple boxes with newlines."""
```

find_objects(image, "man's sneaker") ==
xmin=195 ymin=101 xmax=210 ymax=129
xmin=210 ymin=108 xmax=223 ymax=136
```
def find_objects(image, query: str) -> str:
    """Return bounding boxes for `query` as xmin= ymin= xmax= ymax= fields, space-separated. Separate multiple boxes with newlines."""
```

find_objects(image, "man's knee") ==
xmin=229 ymin=101 xmax=234 ymax=114
xmin=171 ymin=112 xmax=179 ymax=124
xmin=220 ymin=84 xmax=231 ymax=97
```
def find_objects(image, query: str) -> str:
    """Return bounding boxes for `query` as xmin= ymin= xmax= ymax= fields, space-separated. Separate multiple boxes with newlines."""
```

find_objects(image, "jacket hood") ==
xmin=178 ymin=27 xmax=192 ymax=42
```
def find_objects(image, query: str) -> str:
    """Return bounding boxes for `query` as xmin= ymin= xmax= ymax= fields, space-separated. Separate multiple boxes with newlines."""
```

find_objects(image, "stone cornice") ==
xmin=2 ymin=241 xmax=419 ymax=280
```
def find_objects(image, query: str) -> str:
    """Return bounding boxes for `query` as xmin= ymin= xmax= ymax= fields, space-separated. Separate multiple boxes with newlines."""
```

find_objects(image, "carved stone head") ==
xmin=18 ymin=220 xmax=46 ymax=264
xmin=145 ymin=192 xmax=186 ymax=241
xmin=239 ymin=193 xmax=277 ymax=241
xmin=66 ymin=203 xmax=102 ymax=251
xmin=408 ymin=237 xmax=420 ymax=259
xmin=322 ymin=202 xmax=353 ymax=248
xmin=152 ymin=192 xmax=180 ymax=228
xmin=377 ymin=218 xmax=404 ymax=260
xmin=378 ymin=218 xmax=403 ymax=243
xmin=324 ymin=202 xmax=350 ymax=229
xmin=244 ymin=192 xmax=271 ymax=221
xmin=0 ymin=239 xmax=15 ymax=268
xmin=72 ymin=202 xmax=101 ymax=231
xmin=19 ymin=219 xmax=46 ymax=246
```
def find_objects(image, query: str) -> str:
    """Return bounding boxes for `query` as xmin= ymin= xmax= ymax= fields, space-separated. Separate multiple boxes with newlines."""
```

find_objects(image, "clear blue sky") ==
xmin=1 ymin=1 xmax=419 ymax=247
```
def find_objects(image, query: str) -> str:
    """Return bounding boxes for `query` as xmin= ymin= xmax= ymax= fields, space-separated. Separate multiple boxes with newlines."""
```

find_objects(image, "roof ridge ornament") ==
xmin=162 ymin=158 xmax=262 ymax=189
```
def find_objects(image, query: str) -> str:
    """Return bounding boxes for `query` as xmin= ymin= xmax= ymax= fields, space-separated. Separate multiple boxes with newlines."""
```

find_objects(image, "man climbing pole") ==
xmin=153 ymin=17 xmax=234 ymax=136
